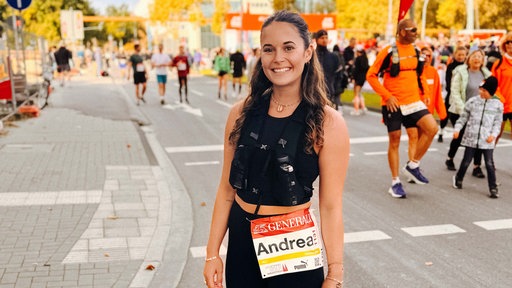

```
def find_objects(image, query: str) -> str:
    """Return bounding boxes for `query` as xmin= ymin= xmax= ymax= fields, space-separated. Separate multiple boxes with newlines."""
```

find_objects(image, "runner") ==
xmin=151 ymin=43 xmax=171 ymax=105
xmin=127 ymin=44 xmax=148 ymax=105
xmin=172 ymin=45 xmax=191 ymax=104
xmin=366 ymin=19 xmax=438 ymax=198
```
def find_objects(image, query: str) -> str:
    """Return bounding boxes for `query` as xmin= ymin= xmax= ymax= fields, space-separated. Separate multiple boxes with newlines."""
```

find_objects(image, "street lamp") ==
xmin=421 ymin=0 xmax=429 ymax=40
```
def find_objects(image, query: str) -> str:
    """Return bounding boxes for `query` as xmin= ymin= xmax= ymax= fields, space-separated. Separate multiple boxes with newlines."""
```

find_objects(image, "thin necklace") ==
xmin=271 ymin=95 xmax=300 ymax=112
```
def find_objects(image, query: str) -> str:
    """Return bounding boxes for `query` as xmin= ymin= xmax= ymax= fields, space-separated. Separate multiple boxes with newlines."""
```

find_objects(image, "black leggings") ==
xmin=447 ymin=114 xmax=482 ymax=166
xmin=226 ymin=201 xmax=324 ymax=288
xmin=178 ymin=76 xmax=188 ymax=96
xmin=440 ymin=97 xmax=452 ymax=129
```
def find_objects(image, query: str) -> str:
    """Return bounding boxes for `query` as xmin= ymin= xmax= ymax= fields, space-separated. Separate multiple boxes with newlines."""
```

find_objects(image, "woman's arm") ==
xmin=449 ymin=69 xmax=464 ymax=115
xmin=317 ymin=107 xmax=350 ymax=287
xmin=203 ymin=102 xmax=243 ymax=288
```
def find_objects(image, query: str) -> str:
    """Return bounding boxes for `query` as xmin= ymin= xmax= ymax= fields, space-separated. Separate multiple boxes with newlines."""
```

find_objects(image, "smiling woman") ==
xmin=204 ymin=9 xmax=349 ymax=288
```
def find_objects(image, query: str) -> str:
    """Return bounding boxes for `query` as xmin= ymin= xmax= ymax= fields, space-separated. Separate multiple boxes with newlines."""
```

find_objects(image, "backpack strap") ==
xmin=414 ymin=45 xmax=425 ymax=94
xmin=378 ymin=46 xmax=394 ymax=77
xmin=275 ymin=101 xmax=307 ymax=161
xmin=378 ymin=43 xmax=425 ymax=94
xmin=495 ymin=57 xmax=504 ymax=70
xmin=238 ymin=94 xmax=271 ymax=146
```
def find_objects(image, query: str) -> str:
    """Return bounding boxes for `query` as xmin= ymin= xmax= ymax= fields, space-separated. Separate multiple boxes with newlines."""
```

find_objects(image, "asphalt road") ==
xmin=65 ymin=71 xmax=512 ymax=288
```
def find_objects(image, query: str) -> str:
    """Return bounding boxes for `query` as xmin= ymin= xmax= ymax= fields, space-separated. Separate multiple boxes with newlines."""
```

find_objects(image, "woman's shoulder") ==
xmin=453 ymin=64 xmax=468 ymax=73
xmin=322 ymin=105 xmax=345 ymax=129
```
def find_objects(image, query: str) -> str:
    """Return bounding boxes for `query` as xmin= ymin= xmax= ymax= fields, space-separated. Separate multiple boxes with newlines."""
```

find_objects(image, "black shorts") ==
xmin=226 ymin=201 xmax=324 ymax=288
xmin=503 ymin=112 xmax=512 ymax=121
xmin=232 ymin=69 xmax=243 ymax=78
xmin=133 ymin=72 xmax=146 ymax=84
xmin=218 ymin=70 xmax=228 ymax=77
xmin=382 ymin=106 xmax=430 ymax=132
xmin=57 ymin=64 xmax=70 ymax=73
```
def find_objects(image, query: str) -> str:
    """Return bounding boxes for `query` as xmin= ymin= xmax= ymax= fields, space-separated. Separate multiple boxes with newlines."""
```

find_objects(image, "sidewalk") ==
xmin=0 ymin=74 xmax=191 ymax=287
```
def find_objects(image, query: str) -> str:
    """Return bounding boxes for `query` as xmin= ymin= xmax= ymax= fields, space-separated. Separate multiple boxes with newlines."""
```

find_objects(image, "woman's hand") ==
xmin=203 ymin=257 xmax=224 ymax=288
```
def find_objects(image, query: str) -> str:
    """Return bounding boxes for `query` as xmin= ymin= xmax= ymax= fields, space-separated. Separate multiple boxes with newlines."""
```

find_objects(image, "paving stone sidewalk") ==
xmin=0 ymin=75 xmax=186 ymax=288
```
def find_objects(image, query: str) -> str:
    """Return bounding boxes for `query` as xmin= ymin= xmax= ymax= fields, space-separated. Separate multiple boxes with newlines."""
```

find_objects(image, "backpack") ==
xmin=334 ymin=67 xmax=348 ymax=96
xmin=378 ymin=44 xmax=425 ymax=93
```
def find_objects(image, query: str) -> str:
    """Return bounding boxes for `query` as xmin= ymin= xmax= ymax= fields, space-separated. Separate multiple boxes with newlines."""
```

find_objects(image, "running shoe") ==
xmin=452 ymin=175 xmax=462 ymax=189
xmin=489 ymin=188 xmax=499 ymax=199
xmin=472 ymin=167 xmax=485 ymax=178
xmin=388 ymin=182 xmax=406 ymax=198
xmin=437 ymin=134 xmax=443 ymax=143
xmin=445 ymin=159 xmax=456 ymax=171
xmin=403 ymin=165 xmax=429 ymax=184
xmin=160 ymin=99 xmax=165 ymax=105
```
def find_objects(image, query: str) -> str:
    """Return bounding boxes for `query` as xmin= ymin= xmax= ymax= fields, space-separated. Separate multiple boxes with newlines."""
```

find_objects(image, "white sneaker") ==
xmin=350 ymin=110 xmax=360 ymax=116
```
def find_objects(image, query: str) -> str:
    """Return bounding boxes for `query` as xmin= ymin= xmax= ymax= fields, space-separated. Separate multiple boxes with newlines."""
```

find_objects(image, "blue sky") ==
xmin=89 ymin=0 xmax=139 ymax=14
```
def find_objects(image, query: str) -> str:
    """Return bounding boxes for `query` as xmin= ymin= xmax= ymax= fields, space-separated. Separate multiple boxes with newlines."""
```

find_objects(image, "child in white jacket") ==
xmin=452 ymin=76 xmax=503 ymax=198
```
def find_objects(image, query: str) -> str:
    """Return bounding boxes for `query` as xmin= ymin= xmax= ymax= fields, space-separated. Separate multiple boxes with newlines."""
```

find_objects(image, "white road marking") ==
xmin=344 ymin=230 xmax=392 ymax=243
xmin=496 ymin=139 xmax=512 ymax=147
xmin=166 ymin=144 xmax=223 ymax=153
xmin=162 ymin=102 xmax=203 ymax=117
xmin=185 ymin=161 xmax=220 ymax=166
xmin=473 ymin=219 xmax=512 ymax=230
xmin=364 ymin=151 xmax=388 ymax=156
xmin=216 ymin=100 xmax=233 ymax=108
xmin=350 ymin=135 xmax=406 ymax=144
xmin=183 ymin=105 xmax=203 ymax=117
xmin=0 ymin=191 xmax=101 ymax=206
xmin=190 ymin=245 xmax=227 ymax=258
xmin=191 ymin=89 xmax=204 ymax=96
xmin=164 ymin=136 xmax=512 ymax=155
xmin=401 ymin=224 xmax=466 ymax=237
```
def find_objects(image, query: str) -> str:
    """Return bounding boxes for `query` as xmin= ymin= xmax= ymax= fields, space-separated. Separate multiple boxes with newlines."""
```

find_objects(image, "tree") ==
xmin=435 ymin=0 xmax=466 ymax=30
xmin=103 ymin=4 xmax=136 ymax=45
xmin=476 ymin=0 xmax=512 ymax=30
xmin=336 ymin=0 xmax=396 ymax=38
xmin=314 ymin=0 xmax=336 ymax=13
xmin=272 ymin=0 xmax=296 ymax=11
xmin=211 ymin=0 xmax=229 ymax=35
xmin=149 ymin=0 xmax=204 ymax=22
xmin=16 ymin=0 xmax=97 ymax=43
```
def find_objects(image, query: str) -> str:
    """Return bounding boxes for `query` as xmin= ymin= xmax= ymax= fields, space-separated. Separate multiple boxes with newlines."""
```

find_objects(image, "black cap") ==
xmin=315 ymin=29 xmax=328 ymax=39
xmin=480 ymin=76 xmax=498 ymax=95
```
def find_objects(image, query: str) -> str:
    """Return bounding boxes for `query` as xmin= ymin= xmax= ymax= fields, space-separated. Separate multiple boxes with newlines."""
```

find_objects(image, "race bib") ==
xmin=251 ymin=209 xmax=323 ymax=279
xmin=400 ymin=101 xmax=427 ymax=116
xmin=136 ymin=63 xmax=145 ymax=72
xmin=177 ymin=62 xmax=187 ymax=71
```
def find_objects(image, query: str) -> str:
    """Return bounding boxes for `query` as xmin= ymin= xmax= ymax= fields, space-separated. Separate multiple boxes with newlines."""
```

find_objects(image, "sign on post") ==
xmin=60 ymin=10 xmax=84 ymax=41
xmin=6 ymin=0 xmax=32 ymax=10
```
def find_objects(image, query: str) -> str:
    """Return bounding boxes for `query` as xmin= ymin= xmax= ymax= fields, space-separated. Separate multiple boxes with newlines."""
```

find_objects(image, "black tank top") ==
xmin=236 ymin=113 xmax=319 ymax=206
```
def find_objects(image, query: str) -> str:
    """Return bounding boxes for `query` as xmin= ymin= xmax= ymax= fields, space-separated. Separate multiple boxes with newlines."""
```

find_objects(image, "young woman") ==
xmin=351 ymin=46 xmax=369 ymax=115
xmin=438 ymin=46 xmax=468 ymax=142
xmin=203 ymin=10 xmax=349 ymax=288
xmin=214 ymin=47 xmax=230 ymax=100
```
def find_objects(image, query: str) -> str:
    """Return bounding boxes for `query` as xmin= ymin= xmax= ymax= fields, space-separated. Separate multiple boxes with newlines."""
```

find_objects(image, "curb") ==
xmin=110 ymin=74 xmax=193 ymax=287
xmin=137 ymin=126 xmax=193 ymax=288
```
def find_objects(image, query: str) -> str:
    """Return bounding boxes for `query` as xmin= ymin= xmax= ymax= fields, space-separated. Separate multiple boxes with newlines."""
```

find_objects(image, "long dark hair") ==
xmin=228 ymin=10 xmax=330 ymax=154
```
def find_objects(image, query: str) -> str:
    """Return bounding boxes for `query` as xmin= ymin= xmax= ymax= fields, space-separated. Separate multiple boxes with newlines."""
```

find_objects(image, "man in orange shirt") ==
xmin=367 ymin=19 xmax=438 ymax=198
xmin=492 ymin=32 xmax=512 ymax=144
